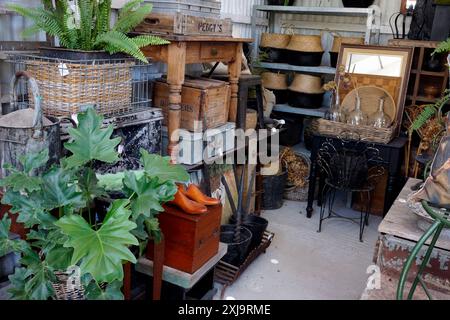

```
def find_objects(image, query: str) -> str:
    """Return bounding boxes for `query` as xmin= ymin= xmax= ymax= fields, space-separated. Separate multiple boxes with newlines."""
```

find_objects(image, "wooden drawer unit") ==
xmin=200 ymin=43 xmax=235 ymax=61
xmin=147 ymin=204 xmax=222 ymax=274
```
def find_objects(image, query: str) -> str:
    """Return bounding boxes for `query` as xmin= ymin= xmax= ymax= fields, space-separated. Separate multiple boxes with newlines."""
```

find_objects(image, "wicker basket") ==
xmin=52 ymin=271 xmax=86 ymax=300
xmin=260 ymin=33 xmax=291 ymax=49
xmin=282 ymin=151 xmax=311 ymax=202
xmin=312 ymin=118 xmax=396 ymax=144
xmin=25 ymin=59 xmax=134 ymax=117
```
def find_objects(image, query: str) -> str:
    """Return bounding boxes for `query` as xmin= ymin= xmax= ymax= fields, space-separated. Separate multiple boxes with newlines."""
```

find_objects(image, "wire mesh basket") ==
xmin=7 ymin=54 xmax=156 ymax=117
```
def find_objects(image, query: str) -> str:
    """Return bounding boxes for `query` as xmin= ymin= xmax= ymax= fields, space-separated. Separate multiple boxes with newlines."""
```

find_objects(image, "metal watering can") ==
xmin=0 ymin=71 xmax=61 ymax=179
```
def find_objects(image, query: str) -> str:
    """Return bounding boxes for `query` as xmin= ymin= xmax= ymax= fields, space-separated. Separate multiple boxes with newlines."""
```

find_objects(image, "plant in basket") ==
xmin=0 ymin=107 xmax=189 ymax=300
xmin=9 ymin=0 xmax=168 ymax=63
xmin=8 ymin=0 xmax=169 ymax=117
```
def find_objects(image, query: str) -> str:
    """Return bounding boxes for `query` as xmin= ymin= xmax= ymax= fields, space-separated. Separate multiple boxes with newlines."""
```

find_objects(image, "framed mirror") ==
xmin=336 ymin=44 xmax=413 ymax=136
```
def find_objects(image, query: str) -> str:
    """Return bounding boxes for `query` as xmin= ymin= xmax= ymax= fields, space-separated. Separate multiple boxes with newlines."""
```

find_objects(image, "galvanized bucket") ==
xmin=0 ymin=71 xmax=60 ymax=179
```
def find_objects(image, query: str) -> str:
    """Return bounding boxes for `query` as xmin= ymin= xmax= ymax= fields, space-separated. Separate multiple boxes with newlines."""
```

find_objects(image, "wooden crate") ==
xmin=153 ymin=78 xmax=230 ymax=132
xmin=134 ymin=13 xmax=232 ymax=37
xmin=148 ymin=0 xmax=221 ymax=19
xmin=146 ymin=204 xmax=222 ymax=274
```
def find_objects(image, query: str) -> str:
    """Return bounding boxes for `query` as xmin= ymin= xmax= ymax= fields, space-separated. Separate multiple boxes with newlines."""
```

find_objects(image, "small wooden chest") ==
xmin=134 ymin=13 xmax=232 ymax=37
xmin=153 ymin=78 xmax=230 ymax=132
xmin=146 ymin=204 xmax=222 ymax=274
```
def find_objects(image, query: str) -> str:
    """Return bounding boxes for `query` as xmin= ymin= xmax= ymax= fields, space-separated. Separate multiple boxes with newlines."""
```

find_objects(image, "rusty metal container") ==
xmin=0 ymin=71 xmax=60 ymax=179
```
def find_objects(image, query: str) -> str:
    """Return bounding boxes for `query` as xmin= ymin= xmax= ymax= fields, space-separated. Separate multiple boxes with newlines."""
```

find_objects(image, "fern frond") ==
xmin=130 ymin=35 xmax=170 ymax=48
xmin=95 ymin=0 xmax=112 ymax=37
xmin=94 ymin=31 xmax=148 ymax=63
xmin=8 ymin=5 xmax=67 ymax=43
xmin=78 ymin=0 xmax=94 ymax=50
xmin=434 ymin=38 xmax=450 ymax=55
xmin=113 ymin=4 xmax=153 ymax=33
xmin=410 ymin=104 xmax=438 ymax=132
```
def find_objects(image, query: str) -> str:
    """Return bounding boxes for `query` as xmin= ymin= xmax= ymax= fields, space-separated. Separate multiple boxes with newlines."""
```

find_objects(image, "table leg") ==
xmin=228 ymin=43 xmax=243 ymax=123
xmin=123 ymin=262 xmax=132 ymax=300
xmin=167 ymin=42 xmax=186 ymax=164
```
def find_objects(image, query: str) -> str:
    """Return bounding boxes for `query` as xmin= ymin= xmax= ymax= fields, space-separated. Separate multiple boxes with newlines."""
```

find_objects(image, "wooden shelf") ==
xmin=253 ymin=5 xmax=376 ymax=16
xmin=273 ymin=104 xmax=328 ymax=117
xmin=407 ymin=95 xmax=441 ymax=103
xmin=411 ymin=69 xmax=447 ymax=77
xmin=259 ymin=62 xmax=336 ymax=75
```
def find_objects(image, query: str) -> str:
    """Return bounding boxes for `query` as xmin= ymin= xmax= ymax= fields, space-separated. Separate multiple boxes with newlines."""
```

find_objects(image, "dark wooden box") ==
xmin=146 ymin=204 xmax=222 ymax=274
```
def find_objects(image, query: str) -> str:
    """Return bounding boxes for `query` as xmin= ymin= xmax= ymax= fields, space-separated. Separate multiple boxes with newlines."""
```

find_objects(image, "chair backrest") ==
xmin=317 ymin=136 xmax=384 ymax=190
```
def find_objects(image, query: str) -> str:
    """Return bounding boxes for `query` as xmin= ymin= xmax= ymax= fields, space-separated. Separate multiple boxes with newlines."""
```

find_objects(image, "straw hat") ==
xmin=331 ymin=36 xmax=365 ymax=53
xmin=286 ymin=35 xmax=323 ymax=53
xmin=260 ymin=33 xmax=291 ymax=49
xmin=262 ymin=72 xmax=289 ymax=90
xmin=288 ymin=74 xmax=325 ymax=94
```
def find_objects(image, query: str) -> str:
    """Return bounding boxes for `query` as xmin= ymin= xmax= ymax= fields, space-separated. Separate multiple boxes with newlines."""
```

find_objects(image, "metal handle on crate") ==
xmin=9 ymin=71 xmax=43 ymax=138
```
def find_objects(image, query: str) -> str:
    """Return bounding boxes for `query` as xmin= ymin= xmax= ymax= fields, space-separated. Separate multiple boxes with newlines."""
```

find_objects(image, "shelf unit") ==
xmin=251 ymin=5 xmax=382 ymax=155
xmin=389 ymin=39 xmax=449 ymax=107
xmin=251 ymin=5 xmax=382 ymax=117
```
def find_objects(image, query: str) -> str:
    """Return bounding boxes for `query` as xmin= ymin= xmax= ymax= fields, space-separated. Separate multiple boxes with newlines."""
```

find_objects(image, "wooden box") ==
xmin=153 ymin=78 xmax=230 ymax=132
xmin=134 ymin=13 xmax=232 ymax=37
xmin=146 ymin=204 xmax=222 ymax=274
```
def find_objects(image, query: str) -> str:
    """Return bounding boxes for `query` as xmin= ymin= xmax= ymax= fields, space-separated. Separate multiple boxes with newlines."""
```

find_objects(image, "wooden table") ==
xmin=136 ymin=243 xmax=227 ymax=300
xmin=306 ymin=134 xmax=408 ymax=218
xmin=141 ymin=35 xmax=253 ymax=161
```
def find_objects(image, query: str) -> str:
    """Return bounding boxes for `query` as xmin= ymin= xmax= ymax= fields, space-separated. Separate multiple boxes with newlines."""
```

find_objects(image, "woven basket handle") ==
xmin=10 ymin=71 xmax=43 ymax=135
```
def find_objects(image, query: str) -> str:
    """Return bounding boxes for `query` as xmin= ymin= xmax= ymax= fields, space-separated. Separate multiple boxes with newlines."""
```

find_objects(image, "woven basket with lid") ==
xmin=331 ymin=36 xmax=365 ymax=53
xmin=288 ymin=74 xmax=324 ymax=94
xmin=261 ymin=72 xmax=289 ymax=90
xmin=260 ymin=33 xmax=291 ymax=49
xmin=286 ymin=35 xmax=323 ymax=53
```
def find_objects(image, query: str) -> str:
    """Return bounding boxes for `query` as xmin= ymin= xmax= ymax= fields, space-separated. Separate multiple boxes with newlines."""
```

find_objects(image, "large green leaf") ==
xmin=8 ymin=268 xmax=30 ymax=300
xmin=56 ymin=199 xmax=138 ymax=283
xmin=140 ymin=149 xmax=189 ymax=183
xmin=20 ymin=149 xmax=49 ymax=174
xmin=1 ymin=191 xmax=52 ymax=228
xmin=64 ymin=107 xmax=121 ymax=168
xmin=124 ymin=172 xmax=177 ymax=219
xmin=46 ymin=245 xmax=74 ymax=270
xmin=78 ymin=167 xmax=107 ymax=204
xmin=85 ymin=280 xmax=124 ymax=300
xmin=40 ymin=166 xmax=85 ymax=210
xmin=21 ymin=250 xmax=56 ymax=300
xmin=0 ymin=215 xmax=29 ymax=256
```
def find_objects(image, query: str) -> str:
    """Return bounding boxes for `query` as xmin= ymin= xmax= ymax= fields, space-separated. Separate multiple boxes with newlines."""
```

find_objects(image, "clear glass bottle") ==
xmin=325 ymin=91 xmax=342 ymax=122
xmin=369 ymin=97 xmax=392 ymax=128
xmin=346 ymin=95 xmax=367 ymax=126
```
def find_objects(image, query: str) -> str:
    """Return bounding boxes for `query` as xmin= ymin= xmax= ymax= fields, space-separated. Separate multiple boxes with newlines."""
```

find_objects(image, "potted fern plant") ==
xmin=0 ymin=107 xmax=189 ymax=300
xmin=8 ymin=0 xmax=169 ymax=117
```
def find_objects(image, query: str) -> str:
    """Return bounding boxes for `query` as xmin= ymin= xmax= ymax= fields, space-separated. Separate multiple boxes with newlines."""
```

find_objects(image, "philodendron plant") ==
xmin=0 ymin=107 xmax=189 ymax=300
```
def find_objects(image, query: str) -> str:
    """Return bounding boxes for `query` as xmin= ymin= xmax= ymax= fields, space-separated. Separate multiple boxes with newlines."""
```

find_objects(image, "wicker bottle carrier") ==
xmin=281 ymin=150 xmax=311 ymax=202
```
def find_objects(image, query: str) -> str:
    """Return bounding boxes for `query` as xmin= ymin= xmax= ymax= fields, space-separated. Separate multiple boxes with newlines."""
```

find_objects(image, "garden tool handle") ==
xmin=10 ymin=71 xmax=43 ymax=136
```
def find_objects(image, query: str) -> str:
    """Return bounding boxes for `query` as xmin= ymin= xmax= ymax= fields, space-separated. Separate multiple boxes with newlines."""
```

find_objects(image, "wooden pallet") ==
xmin=214 ymin=230 xmax=275 ymax=298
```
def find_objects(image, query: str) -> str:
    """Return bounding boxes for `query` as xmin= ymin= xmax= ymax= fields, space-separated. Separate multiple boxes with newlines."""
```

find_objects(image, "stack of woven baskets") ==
xmin=281 ymin=148 xmax=311 ymax=202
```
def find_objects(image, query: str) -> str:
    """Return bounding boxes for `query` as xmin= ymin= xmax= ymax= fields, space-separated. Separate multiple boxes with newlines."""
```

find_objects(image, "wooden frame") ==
xmin=335 ymin=44 xmax=414 ymax=137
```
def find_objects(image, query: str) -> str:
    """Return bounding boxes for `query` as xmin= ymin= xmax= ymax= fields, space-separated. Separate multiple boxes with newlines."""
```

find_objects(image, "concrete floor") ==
xmin=215 ymin=197 xmax=383 ymax=300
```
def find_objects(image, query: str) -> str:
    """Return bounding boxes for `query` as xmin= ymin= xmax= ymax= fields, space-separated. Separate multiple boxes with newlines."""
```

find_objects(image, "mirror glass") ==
xmin=345 ymin=53 xmax=403 ymax=77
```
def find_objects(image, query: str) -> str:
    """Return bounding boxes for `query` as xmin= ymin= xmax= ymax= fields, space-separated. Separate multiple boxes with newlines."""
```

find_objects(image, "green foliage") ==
xmin=56 ymin=200 xmax=138 ymax=283
xmin=64 ymin=108 xmax=121 ymax=168
xmin=8 ymin=0 xmax=169 ymax=63
xmin=0 ymin=106 xmax=188 ymax=300
xmin=410 ymin=90 xmax=450 ymax=133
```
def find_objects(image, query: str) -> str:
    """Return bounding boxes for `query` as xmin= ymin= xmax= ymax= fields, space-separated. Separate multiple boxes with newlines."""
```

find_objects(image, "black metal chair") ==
xmin=316 ymin=134 xmax=385 ymax=242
